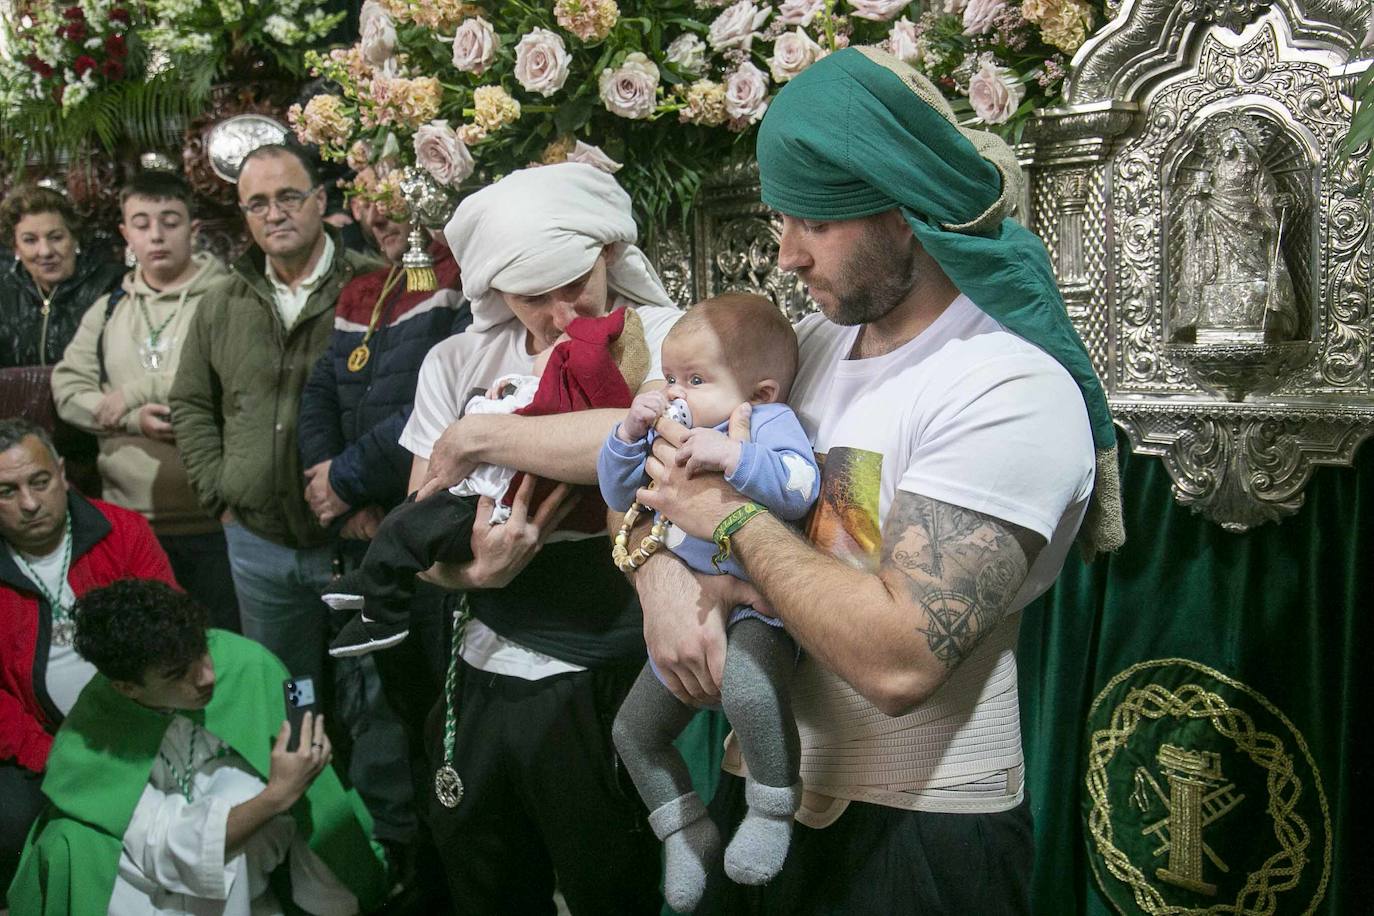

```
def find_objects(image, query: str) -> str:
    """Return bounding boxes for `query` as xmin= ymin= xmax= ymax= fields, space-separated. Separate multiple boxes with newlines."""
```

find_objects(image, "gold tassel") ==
xmin=402 ymin=227 xmax=436 ymax=292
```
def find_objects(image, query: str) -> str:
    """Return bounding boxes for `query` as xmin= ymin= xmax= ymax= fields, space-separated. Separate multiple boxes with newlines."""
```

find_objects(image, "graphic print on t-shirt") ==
xmin=805 ymin=446 xmax=883 ymax=572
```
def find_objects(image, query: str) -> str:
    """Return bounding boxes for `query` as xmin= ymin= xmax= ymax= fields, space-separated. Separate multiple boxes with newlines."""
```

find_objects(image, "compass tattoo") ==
xmin=882 ymin=491 xmax=1040 ymax=670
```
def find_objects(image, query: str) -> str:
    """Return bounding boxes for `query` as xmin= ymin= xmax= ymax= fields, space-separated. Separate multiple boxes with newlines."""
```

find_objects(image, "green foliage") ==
xmin=0 ymin=73 xmax=211 ymax=171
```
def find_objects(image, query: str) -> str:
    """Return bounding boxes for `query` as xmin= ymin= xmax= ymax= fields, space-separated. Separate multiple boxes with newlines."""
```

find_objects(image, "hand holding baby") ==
xmin=674 ymin=424 xmax=743 ymax=477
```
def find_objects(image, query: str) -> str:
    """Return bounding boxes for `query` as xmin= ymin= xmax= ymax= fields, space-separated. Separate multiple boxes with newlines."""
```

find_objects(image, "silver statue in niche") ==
xmin=1169 ymin=111 xmax=1300 ymax=344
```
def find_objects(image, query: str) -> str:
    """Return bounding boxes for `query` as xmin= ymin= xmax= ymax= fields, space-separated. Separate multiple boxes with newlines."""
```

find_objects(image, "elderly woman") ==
xmin=400 ymin=162 xmax=680 ymax=915
xmin=0 ymin=185 xmax=124 ymax=369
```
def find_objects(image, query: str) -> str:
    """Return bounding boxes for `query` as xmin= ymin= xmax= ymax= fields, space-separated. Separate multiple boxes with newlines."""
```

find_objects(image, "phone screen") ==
xmin=282 ymin=677 xmax=318 ymax=752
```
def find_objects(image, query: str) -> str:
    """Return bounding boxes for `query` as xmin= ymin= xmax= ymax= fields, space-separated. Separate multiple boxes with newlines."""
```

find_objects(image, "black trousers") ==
xmin=342 ymin=492 xmax=478 ymax=627
xmin=699 ymin=773 xmax=1033 ymax=916
xmin=0 ymin=761 xmax=46 ymax=905
xmin=423 ymin=660 xmax=662 ymax=916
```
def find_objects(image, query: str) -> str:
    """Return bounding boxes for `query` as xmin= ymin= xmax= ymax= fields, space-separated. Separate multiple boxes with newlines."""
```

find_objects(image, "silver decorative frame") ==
xmin=1022 ymin=0 xmax=1373 ymax=531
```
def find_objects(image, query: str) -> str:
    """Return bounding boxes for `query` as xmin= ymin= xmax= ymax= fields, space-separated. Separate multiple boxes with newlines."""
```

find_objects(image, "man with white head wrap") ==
xmin=398 ymin=162 xmax=680 ymax=914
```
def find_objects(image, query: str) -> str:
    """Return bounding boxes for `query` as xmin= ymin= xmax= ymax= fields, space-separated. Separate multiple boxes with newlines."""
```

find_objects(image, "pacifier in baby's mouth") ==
xmin=663 ymin=398 xmax=692 ymax=428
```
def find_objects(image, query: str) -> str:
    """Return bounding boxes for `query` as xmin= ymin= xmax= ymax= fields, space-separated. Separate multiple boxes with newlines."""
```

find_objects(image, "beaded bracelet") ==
xmin=612 ymin=501 xmax=671 ymax=572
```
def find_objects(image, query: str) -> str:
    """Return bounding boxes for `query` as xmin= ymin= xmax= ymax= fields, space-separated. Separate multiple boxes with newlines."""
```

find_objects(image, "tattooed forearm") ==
xmin=880 ymin=492 xmax=1037 ymax=670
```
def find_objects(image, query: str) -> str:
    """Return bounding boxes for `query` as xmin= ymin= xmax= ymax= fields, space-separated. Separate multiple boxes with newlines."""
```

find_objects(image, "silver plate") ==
xmin=206 ymin=115 xmax=291 ymax=184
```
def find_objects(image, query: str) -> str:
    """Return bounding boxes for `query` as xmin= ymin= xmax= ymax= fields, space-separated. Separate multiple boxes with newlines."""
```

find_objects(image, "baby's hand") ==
xmin=485 ymin=374 xmax=519 ymax=400
xmin=619 ymin=389 xmax=669 ymax=443
xmin=675 ymin=426 xmax=743 ymax=477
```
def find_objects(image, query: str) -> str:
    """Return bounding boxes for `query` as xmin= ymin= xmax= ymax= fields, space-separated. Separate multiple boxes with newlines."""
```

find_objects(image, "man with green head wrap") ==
xmin=634 ymin=46 xmax=1122 ymax=912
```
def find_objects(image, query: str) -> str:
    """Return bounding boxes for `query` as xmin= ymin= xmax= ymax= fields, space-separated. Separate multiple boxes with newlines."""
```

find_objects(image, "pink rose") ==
xmin=515 ymin=28 xmax=572 ymax=97
xmin=566 ymin=140 xmax=623 ymax=174
xmin=724 ymin=61 xmax=769 ymax=124
xmin=968 ymin=59 xmax=1024 ymax=124
xmin=599 ymin=51 xmax=660 ymax=119
xmin=777 ymin=0 xmax=824 ymax=26
xmin=769 ymin=28 xmax=823 ymax=83
xmin=708 ymin=0 xmax=771 ymax=51
xmin=848 ymin=0 xmax=908 ymax=22
xmin=413 ymin=120 xmax=475 ymax=187
xmin=451 ymin=16 xmax=498 ymax=74
xmin=889 ymin=17 xmax=920 ymax=63
xmin=962 ymin=0 xmax=1006 ymax=35
xmin=359 ymin=0 xmax=396 ymax=66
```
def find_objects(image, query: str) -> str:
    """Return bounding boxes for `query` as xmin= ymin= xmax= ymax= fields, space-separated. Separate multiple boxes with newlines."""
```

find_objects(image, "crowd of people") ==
xmin=0 ymin=47 xmax=1116 ymax=916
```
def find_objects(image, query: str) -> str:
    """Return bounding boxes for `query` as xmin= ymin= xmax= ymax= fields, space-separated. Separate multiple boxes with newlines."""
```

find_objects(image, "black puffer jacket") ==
xmin=0 ymin=254 xmax=125 ymax=368
xmin=298 ymin=242 xmax=469 ymax=512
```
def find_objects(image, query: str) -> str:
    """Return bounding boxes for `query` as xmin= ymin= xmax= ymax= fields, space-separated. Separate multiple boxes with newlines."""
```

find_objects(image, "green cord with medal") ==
xmin=10 ymin=515 xmax=75 ymax=646
xmin=434 ymin=596 xmax=470 ymax=808
xmin=138 ymin=297 xmax=178 ymax=372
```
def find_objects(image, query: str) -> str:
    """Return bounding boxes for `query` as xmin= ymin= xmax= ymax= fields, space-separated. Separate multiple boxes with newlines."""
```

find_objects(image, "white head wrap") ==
xmin=444 ymin=162 xmax=675 ymax=332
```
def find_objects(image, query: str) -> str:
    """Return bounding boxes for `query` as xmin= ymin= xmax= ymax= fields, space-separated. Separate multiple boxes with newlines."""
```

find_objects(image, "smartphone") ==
xmin=282 ymin=677 xmax=318 ymax=752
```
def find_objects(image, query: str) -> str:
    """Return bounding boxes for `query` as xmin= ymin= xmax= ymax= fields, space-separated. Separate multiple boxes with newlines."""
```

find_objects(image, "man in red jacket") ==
xmin=0 ymin=416 xmax=175 ymax=901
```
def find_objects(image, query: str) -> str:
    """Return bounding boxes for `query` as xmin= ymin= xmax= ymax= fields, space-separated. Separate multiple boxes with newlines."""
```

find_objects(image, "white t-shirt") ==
xmin=725 ymin=294 xmax=1095 ymax=816
xmin=7 ymin=530 xmax=97 ymax=715
xmin=401 ymin=302 xmax=680 ymax=680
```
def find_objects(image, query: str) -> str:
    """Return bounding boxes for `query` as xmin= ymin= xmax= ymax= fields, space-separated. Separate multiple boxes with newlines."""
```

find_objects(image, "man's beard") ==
xmin=826 ymin=227 xmax=922 ymax=326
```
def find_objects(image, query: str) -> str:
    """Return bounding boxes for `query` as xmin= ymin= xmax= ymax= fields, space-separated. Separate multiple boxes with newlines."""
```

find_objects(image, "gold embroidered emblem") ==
xmin=1083 ymin=658 xmax=1331 ymax=915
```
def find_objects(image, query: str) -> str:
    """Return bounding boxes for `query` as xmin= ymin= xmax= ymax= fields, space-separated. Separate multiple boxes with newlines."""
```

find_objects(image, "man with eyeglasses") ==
xmin=169 ymin=144 xmax=378 ymax=696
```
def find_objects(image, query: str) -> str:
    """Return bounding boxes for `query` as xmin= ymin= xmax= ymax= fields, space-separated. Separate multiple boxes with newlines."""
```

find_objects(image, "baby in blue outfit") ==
xmin=599 ymin=293 xmax=818 ymax=912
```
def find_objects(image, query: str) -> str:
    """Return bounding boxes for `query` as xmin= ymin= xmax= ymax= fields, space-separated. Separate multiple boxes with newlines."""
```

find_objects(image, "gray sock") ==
xmin=648 ymin=793 xmax=720 ymax=913
xmin=724 ymin=778 xmax=803 ymax=886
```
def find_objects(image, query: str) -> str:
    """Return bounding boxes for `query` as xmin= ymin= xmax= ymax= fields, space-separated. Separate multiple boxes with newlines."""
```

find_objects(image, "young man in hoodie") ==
xmin=52 ymin=171 xmax=239 ymax=631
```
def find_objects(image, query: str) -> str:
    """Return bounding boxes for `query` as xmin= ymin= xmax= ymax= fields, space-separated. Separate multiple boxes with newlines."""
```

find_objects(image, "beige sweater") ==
xmin=52 ymin=255 xmax=229 ymax=535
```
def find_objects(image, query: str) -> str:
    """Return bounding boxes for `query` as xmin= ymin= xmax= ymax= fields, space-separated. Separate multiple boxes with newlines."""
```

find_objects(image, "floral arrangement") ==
xmin=139 ymin=0 xmax=345 ymax=77
xmin=0 ymin=0 xmax=344 ymax=169
xmin=291 ymin=0 xmax=1105 ymax=228
xmin=0 ymin=0 xmax=134 ymax=112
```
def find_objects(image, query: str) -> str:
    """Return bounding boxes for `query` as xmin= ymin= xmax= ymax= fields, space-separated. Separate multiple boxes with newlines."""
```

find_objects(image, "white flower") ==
xmin=665 ymin=33 xmax=707 ymax=77
xmin=451 ymin=17 xmax=498 ymax=74
xmin=708 ymin=0 xmax=770 ymax=52
xmin=413 ymin=120 xmax=475 ymax=187
xmin=777 ymin=0 xmax=825 ymax=27
xmin=63 ymin=80 xmax=89 ymax=111
xmin=359 ymin=0 xmax=396 ymax=65
xmin=943 ymin=0 xmax=968 ymax=13
xmin=263 ymin=14 xmax=294 ymax=43
xmin=514 ymin=27 xmax=572 ymax=97
xmin=566 ymin=140 xmax=623 ymax=174
xmin=724 ymin=61 xmax=769 ymax=123
xmin=598 ymin=51 xmax=660 ymax=119
xmin=889 ymin=17 xmax=920 ymax=63
xmin=961 ymin=0 xmax=1005 ymax=35
xmin=968 ymin=59 xmax=1024 ymax=124
xmin=769 ymin=27 xmax=823 ymax=83
xmin=847 ymin=0 xmax=909 ymax=21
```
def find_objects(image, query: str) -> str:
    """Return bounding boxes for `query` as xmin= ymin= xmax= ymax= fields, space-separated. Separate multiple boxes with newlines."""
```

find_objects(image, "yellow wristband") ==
xmin=711 ymin=502 xmax=769 ymax=571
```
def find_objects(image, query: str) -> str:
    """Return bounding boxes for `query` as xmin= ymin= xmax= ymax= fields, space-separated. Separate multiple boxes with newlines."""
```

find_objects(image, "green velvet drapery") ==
xmin=1020 ymin=434 xmax=1370 ymax=914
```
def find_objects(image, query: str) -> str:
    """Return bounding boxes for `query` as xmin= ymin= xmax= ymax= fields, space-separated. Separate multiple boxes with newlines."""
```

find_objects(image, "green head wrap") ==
xmin=757 ymin=47 xmax=1123 ymax=554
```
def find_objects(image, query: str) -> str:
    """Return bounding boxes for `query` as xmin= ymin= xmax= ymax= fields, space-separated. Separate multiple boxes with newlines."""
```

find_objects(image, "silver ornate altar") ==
xmin=1022 ymin=0 xmax=1373 ymax=531
xmin=644 ymin=159 xmax=812 ymax=321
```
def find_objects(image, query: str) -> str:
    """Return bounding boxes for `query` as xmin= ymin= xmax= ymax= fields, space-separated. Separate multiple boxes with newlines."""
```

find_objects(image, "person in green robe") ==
xmin=8 ymin=578 xmax=387 ymax=915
